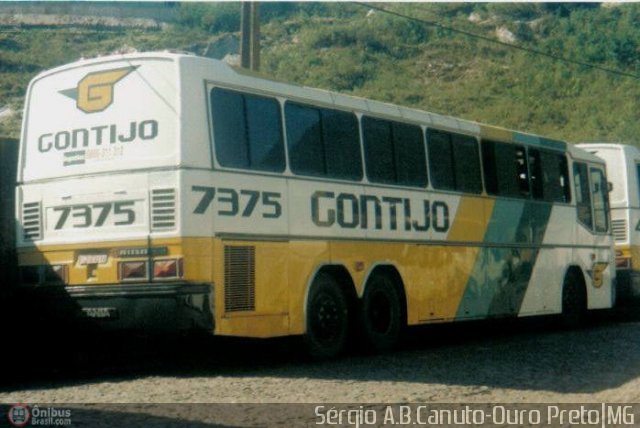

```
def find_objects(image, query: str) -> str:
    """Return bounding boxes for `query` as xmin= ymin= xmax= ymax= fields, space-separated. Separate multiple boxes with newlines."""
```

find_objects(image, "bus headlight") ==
xmin=153 ymin=259 xmax=183 ymax=279
xmin=119 ymin=261 xmax=148 ymax=281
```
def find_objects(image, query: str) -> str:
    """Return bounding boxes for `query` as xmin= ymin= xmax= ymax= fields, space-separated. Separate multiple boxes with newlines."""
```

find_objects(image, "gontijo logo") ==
xmin=59 ymin=66 xmax=138 ymax=113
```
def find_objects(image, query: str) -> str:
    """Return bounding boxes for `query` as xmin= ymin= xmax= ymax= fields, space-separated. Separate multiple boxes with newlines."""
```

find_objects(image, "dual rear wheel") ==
xmin=304 ymin=272 xmax=403 ymax=358
xmin=306 ymin=268 xmax=590 ymax=357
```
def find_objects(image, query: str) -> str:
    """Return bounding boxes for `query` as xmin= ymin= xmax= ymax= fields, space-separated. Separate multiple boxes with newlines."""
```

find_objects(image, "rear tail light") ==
xmin=118 ymin=258 xmax=183 ymax=282
xmin=20 ymin=264 xmax=67 ymax=285
xmin=45 ymin=264 xmax=67 ymax=284
xmin=616 ymin=257 xmax=631 ymax=269
xmin=153 ymin=258 xmax=183 ymax=279
xmin=119 ymin=261 xmax=148 ymax=281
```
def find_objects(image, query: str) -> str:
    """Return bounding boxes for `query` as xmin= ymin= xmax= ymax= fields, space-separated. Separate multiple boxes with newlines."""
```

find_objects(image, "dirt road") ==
xmin=1 ymin=312 xmax=639 ymax=425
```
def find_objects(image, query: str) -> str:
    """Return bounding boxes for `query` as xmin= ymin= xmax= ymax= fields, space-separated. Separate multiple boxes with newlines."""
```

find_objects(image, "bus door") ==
xmin=589 ymin=165 xmax=613 ymax=289
xmin=573 ymin=161 xmax=612 ymax=290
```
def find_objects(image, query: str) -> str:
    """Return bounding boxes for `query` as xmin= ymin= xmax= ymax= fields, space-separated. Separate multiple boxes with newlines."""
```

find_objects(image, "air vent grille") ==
xmin=22 ymin=202 xmax=42 ymax=241
xmin=151 ymin=188 xmax=176 ymax=230
xmin=611 ymin=219 xmax=627 ymax=242
xmin=224 ymin=245 xmax=256 ymax=312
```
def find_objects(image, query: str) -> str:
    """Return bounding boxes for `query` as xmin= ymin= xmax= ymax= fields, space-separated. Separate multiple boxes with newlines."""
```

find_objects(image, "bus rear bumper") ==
xmin=24 ymin=282 xmax=214 ymax=333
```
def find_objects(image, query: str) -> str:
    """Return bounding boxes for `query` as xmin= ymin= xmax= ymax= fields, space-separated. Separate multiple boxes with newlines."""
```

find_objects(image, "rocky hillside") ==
xmin=1 ymin=2 xmax=640 ymax=145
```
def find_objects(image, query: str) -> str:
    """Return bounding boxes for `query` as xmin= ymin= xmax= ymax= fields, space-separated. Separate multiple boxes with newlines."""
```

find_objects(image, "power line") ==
xmin=355 ymin=2 xmax=640 ymax=80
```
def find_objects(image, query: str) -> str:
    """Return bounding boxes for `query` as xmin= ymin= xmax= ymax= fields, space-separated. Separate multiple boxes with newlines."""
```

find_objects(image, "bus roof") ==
xmin=27 ymin=51 xmax=603 ymax=165
xmin=577 ymin=142 xmax=640 ymax=154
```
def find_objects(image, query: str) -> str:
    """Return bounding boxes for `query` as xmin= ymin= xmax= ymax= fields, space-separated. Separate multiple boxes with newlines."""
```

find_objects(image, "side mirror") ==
xmin=608 ymin=182 xmax=614 ymax=192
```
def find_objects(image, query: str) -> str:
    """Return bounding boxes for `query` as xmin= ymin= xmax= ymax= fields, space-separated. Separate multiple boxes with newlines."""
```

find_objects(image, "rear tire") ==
xmin=360 ymin=274 xmax=403 ymax=352
xmin=560 ymin=271 xmax=587 ymax=329
xmin=304 ymin=272 xmax=349 ymax=359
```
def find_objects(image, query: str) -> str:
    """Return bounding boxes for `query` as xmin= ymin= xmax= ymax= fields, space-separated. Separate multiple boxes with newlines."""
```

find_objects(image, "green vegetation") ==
xmin=2 ymin=2 xmax=640 ymax=145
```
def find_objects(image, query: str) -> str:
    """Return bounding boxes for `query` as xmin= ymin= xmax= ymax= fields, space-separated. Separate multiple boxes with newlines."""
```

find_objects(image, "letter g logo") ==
xmin=59 ymin=66 xmax=137 ymax=113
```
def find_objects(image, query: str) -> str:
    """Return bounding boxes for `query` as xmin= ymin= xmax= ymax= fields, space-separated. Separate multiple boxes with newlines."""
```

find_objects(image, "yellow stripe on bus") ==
xmin=629 ymin=246 xmax=640 ymax=270
xmin=421 ymin=196 xmax=495 ymax=321
xmin=479 ymin=124 xmax=513 ymax=142
xmin=448 ymin=196 xmax=495 ymax=242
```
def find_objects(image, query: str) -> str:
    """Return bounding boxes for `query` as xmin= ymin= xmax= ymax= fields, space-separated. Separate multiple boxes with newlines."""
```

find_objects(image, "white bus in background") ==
xmin=578 ymin=143 xmax=640 ymax=301
xmin=16 ymin=52 xmax=615 ymax=358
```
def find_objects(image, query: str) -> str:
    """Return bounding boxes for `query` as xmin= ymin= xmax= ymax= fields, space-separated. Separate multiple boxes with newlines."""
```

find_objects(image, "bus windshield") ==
xmin=19 ymin=56 xmax=179 ymax=182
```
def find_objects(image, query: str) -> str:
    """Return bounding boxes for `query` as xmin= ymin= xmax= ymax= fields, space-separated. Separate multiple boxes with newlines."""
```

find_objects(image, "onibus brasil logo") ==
xmin=7 ymin=404 xmax=30 ymax=427
xmin=59 ymin=66 xmax=138 ymax=113
xmin=6 ymin=404 xmax=72 ymax=426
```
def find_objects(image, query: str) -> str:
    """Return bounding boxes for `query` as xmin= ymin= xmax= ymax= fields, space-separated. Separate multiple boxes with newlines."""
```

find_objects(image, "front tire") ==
xmin=360 ymin=275 xmax=403 ymax=352
xmin=304 ymin=272 xmax=349 ymax=359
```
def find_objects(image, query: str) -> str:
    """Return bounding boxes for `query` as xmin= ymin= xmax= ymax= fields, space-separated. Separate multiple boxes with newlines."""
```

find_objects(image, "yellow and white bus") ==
xmin=17 ymin=52 xmax=614 ymax=356
xmin=577 ymin=143 xmax=640 ymax=301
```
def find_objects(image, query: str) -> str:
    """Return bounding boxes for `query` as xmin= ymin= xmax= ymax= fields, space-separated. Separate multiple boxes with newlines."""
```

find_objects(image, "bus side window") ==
xmin=482 ymin=140 xmax=530 ymax=198
xmin=590 ymin=167 xmax=609 ymax=233
xmin=573 ymin=162 xmax=593 ymax=230
xmin=557 ymin=154 xmax=571 ymax=203
xmin=210 ymin=88 xmax=285 ymax=173
xmin=530 ymin=149 xmax=571 ymax=203
xmin=452 ymin=134 xmax=482 ymax=194
xmin=285 ymin=102 xmax=362 ymax=181
xmin=528 ymin=149 xmax=543 ymax=200
xmin=427 ymin=129 xmax=482 ymax=194
xmin=362 ymin=116 xmax=427 ymax=187
xmin=323 ymin=109 xmax=362 ymax=180
xmin=285 ymin=102 xmax=323 ymax=177
xmin=427 ymin=129 xmax=455 ymax=190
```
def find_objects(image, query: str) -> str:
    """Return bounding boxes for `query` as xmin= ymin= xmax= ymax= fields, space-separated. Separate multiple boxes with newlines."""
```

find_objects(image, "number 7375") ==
xmin=53 ymin=201 xmax=136 ymax=229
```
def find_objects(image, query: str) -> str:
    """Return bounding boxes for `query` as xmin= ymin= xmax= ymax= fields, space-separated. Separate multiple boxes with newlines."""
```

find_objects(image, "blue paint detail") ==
xmin=456 ymin=200 xmax=553 ymax=320
xmin=539 ymin=137 xmax=566 ymax=151
xmin=513 ymin=132 xmax=567 ymax=151
xmin=485 ymin=246 xmax=538 ymax=316
xmin=513 ymin=132 xmax=540 ymax=146
xmin=526 ymin=202 xmax=553 ymax=244
xmin=484 ymin=199 xmax=526 ymax=244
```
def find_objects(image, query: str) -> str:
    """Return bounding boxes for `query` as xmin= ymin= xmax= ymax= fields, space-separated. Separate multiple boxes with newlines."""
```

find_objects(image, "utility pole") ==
xmin=240 ymin=2 xmax=260 ymax=71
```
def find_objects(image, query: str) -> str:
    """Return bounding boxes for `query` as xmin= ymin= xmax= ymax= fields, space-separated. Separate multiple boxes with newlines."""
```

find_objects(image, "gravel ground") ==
xmin=1 ymin=311 xmax=640 ymax=426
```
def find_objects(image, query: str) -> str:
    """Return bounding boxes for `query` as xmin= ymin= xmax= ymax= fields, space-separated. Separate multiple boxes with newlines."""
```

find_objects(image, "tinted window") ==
xmin=285 ymin=103 xmax=323 ymax=177
xmin=574 ymin=162 xmax=593 ymax=229
xmin=452 ymin=134 xmax=483 ymax=194
xmin=362 ymin=116 xmax=426 ymax=187
xmin=529 ymin=149 xmax=571 ymax=203
xmin=427 ymin=129 xmax=455 ymax=190
xmin=363 ymin=117 xmax=395 ymax=184
xmin=528 ymin=149 xmax=543 ymax=199
xmin=591 ymin=167 xmax=609 ymax=233
xmin=427 ymin=129 xmax=481 ymax=193
xmin=285 ymin=102 xmax=361 ymax=180
xmin=211 ymin=88 xmax=285 ymax=172
xmin=482 ymin=140 xmax=529 ymax=198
